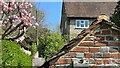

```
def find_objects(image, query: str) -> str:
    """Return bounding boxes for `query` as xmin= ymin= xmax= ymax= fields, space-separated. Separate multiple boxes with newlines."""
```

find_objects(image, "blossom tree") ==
xmin=0 ymin=0 xmax=39 ymax=41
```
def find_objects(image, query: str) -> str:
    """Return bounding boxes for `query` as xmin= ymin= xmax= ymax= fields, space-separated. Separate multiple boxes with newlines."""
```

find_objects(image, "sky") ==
xmin=34 ymin=1 xmax=62 ymax=31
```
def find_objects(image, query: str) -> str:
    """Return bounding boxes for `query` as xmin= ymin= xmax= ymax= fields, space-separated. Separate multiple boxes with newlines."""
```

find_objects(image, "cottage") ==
xmin=60 ymin=2 xmax=116 ymax=40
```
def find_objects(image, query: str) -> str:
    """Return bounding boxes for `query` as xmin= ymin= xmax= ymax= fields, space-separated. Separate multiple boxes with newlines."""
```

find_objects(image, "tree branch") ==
xmin=2 ymin=19 xmax=13 ymax=34
xmin=6 ymin=30 xmax=24 ymax=41
xmin=5 ymin=25 xmax=26 ymax=41
xmin=2 ymin=21 xmax=24 ymax=39
xmin=0 ymin=5 xmax=4 ymax=20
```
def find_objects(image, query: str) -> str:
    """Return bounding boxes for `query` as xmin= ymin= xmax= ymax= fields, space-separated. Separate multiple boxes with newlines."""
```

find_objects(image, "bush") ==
xmin=38 ymin=31 xmax=67 ymax=59
xmin=2 ymin=40 xmax=32 ymax=67
xmin=31 ymin=43 xmax=37 ymax=56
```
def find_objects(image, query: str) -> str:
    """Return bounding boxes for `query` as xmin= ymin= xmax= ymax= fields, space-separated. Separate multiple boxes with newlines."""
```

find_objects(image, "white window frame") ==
xmin=75 ymin=20 xmax=89 ymax=28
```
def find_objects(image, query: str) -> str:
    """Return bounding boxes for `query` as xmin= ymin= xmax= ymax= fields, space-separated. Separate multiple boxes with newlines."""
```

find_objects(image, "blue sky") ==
xmin=34 ymin=1 xmax=62 ymax=31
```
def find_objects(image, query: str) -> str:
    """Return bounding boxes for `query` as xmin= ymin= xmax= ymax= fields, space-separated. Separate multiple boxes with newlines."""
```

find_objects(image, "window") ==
xmin=76 ymin=20 xmax=89 ymax=28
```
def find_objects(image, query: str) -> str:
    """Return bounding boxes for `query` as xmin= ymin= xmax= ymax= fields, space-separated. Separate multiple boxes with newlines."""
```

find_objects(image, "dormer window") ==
xmin=76 ymin=20 xmax=89 ymax=28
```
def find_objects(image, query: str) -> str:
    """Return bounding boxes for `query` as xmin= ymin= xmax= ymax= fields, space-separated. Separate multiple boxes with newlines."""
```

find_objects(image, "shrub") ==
xmin=2 ymin=40 xmax=32 ymax=67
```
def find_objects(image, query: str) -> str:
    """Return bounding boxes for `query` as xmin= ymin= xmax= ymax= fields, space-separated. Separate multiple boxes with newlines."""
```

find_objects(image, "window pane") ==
xmin=76 ymin=21 xmax=80 ymax=27
xmin=85 ymin=21 xmax=89 ymax=27
xmin=80 ymin=24 xmax=84 ymax=27
xmin=81 ymin=21 xmax=84 ymax=23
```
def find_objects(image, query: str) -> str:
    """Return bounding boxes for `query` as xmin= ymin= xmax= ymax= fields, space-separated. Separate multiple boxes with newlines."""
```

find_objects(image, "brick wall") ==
xmin=54 ymin=25 xmax=120 ymax=67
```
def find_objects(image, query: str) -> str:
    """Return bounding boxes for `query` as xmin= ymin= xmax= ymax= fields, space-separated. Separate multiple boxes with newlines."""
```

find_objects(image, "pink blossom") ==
xmin=34 ymin=23 xmax=39 ymax=27
xmin=32 ymin=23 xmax=39 ymax=28
xmin=9 ymin=7 xmax=14 ymax=11
xmin=31 ymin=16 xmax=36 ymax=20
xmin=17 ymin=19 xmax=22 ymax=23
xmin=0 ymin=0 xmax=5 ymax=5
xmin=25 ymin=3 xmax=33 ymax=8
xmin=28 ymin=3 xmax=33 ymax=8
xmin=4 ymin=4 xmax=8 ymax=8
xmin=28 ymin=12 xmax=32 ymax=17
xmin=19 ymin=2 xmax=33 ymax=9
xmin=0 ymin=11 xmax=3 ymax=14
xmin=11 ymin=15 xmax=19 ymax=20
xmin=21 ymin=9 xmax=28 ymax=15
xmin=10 ymin=0 xmax=16 ymax=4
xmin=25 ymin=22 xmax=32 ymax=27
xmin=32 ymin=25 xmax=36 ymax=28
xmin=19 ymin=3 xmax=24 ymax=8
xmin=2 ymin=1 xmax=36 ymax=31
xmin=12 ymin=20 xmax=16 ymax=22
xmin=9 ymin=3 xmax=17 ymax=10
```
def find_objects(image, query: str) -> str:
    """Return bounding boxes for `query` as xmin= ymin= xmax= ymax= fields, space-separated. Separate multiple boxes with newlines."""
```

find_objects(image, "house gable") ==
xmin=39 ymin=15 xmax=120 ymax=68
xmin=54 ymin=17 xmax=120 ymax=67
